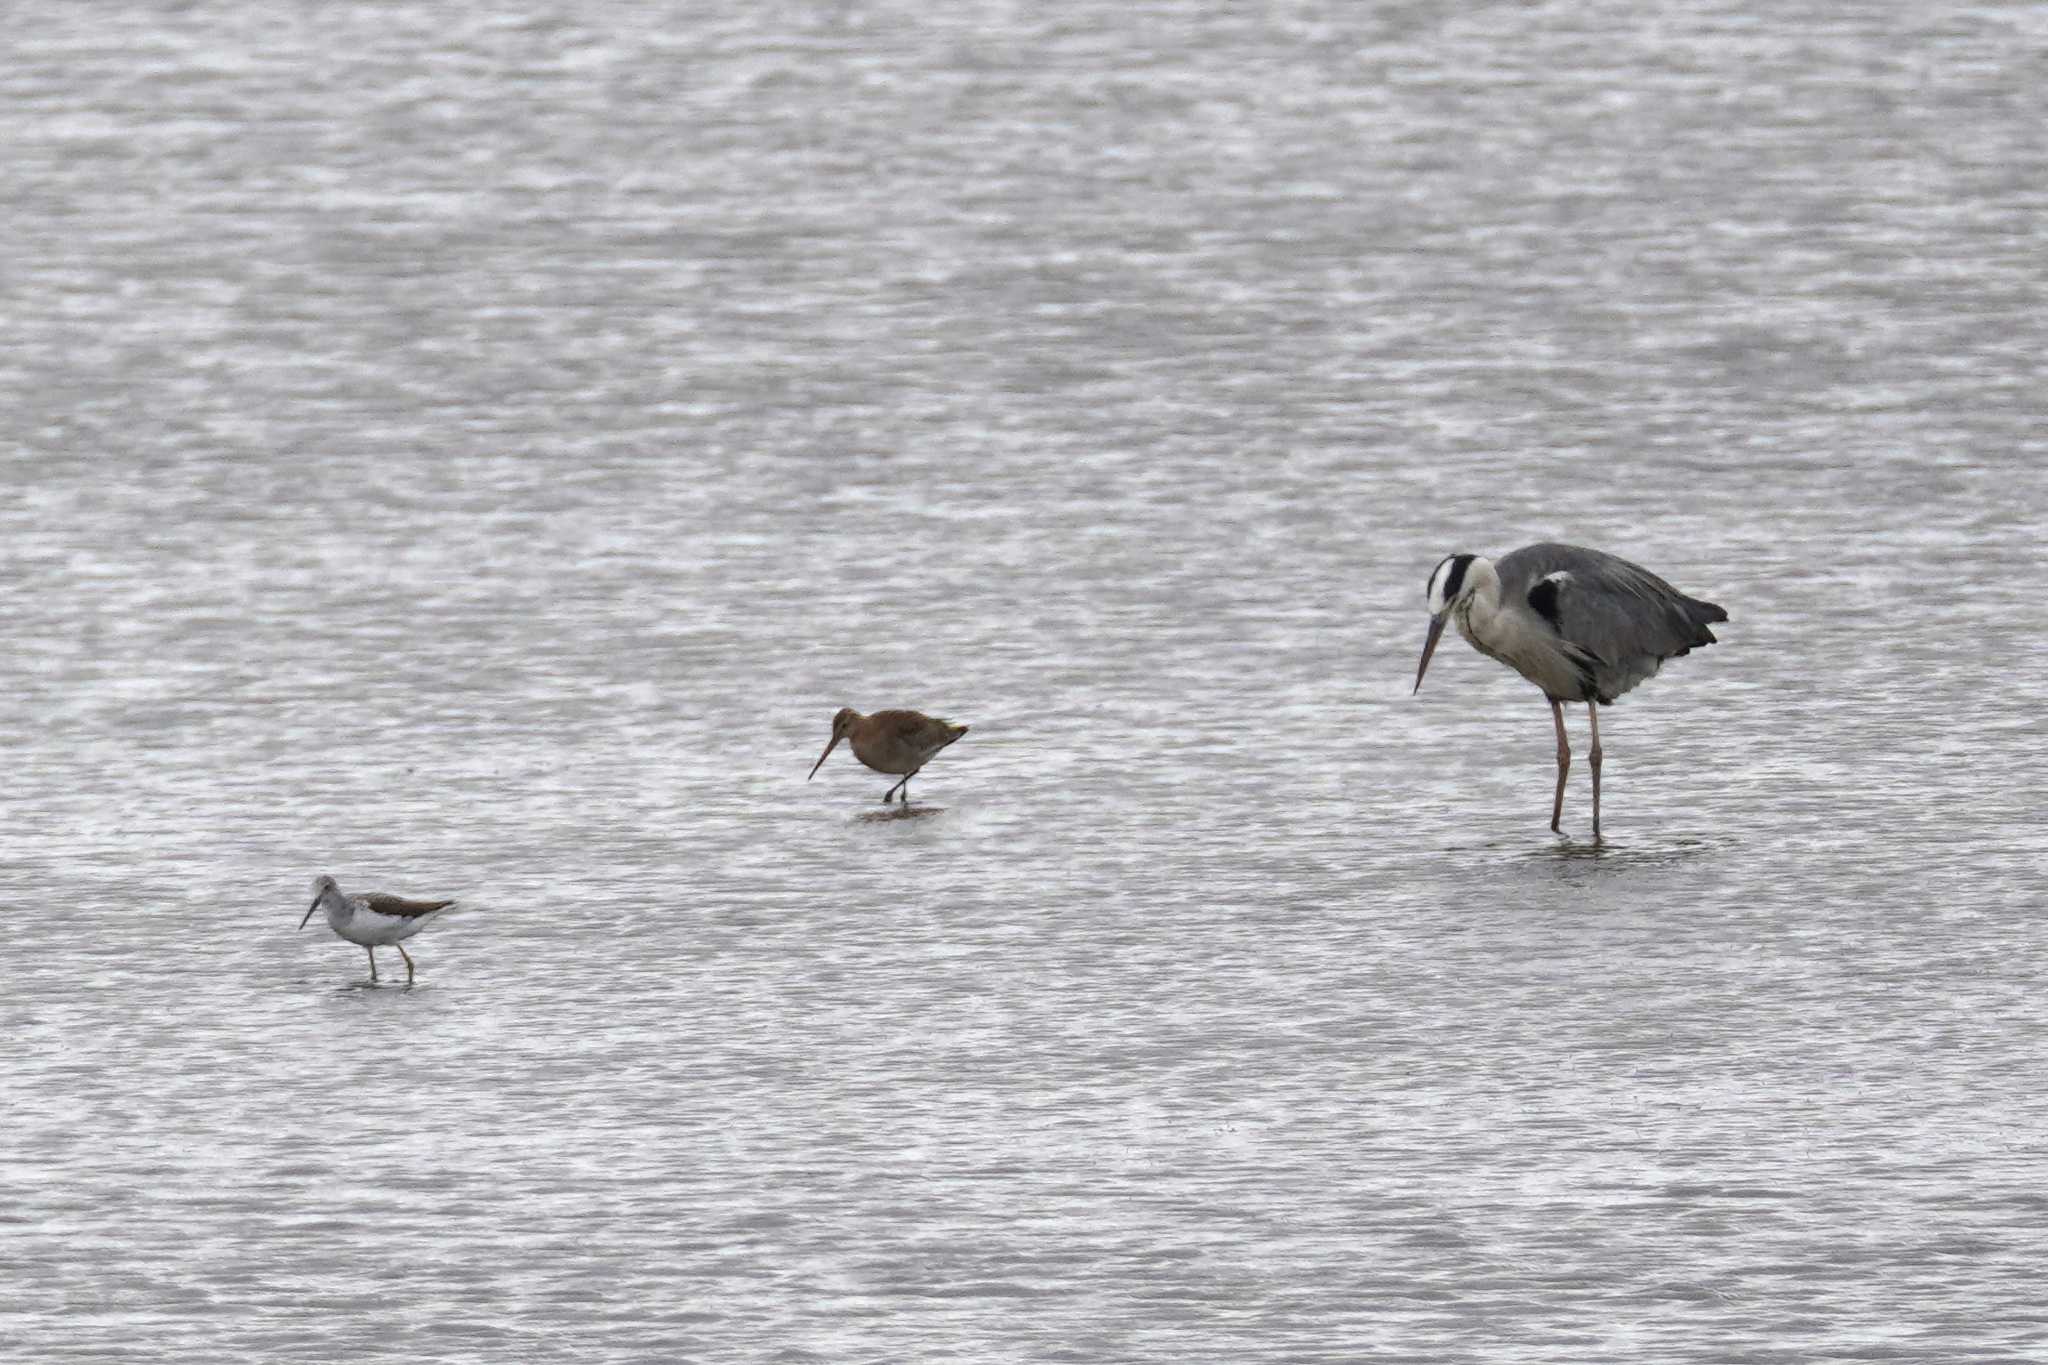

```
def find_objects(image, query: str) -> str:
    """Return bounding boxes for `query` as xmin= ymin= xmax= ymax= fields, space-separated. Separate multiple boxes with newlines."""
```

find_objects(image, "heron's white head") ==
xmin=1415 ymin=553 xmax=1494 ymax=693
xmin=1424 ymin=553 xmax=1487 ymax=616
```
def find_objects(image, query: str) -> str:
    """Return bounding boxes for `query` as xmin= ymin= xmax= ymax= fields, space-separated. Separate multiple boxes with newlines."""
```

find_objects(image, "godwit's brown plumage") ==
xmin=808 ymin=707 xmax=969 ymax=804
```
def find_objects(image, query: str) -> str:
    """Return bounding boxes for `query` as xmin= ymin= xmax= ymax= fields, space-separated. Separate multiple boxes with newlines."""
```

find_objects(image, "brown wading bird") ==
xmin=1413 ymin=543 xmax=1727 ymax=839
xmin=808 ymin=707 xmax=970 ymax=804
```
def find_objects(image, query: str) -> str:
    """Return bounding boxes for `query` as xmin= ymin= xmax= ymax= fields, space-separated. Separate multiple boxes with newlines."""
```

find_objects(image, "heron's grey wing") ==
xmin=360 ymin=893 xmax=455 ymax=918
xmin=1499 ymin=543 xmax=1724 ymax=701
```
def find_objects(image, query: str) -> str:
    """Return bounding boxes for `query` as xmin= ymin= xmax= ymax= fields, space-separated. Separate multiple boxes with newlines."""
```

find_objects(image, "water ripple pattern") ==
xmin=2 ymin=2 xmax=2045 ymax=1362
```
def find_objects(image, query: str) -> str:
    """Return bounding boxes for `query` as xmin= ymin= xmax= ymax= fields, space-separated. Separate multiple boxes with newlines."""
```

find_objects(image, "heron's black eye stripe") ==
xmin=1437 ymin=554 xmax=1472 ymax=602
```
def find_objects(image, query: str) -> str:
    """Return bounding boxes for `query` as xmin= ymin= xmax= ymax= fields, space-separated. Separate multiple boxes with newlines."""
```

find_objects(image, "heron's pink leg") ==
xmin=1549 ymin=698 xmax=1570 ymax=833
xmin=1587 ymin=702 xmax=1605 ymax=841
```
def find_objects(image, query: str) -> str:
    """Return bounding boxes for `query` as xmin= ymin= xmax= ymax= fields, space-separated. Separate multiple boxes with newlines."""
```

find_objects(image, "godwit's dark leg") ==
xmin=366 ymin=946 xmax=379 ymax=981
xmin=397 ymin=943 xmax=416 ymax=983
xmin=1548 ymin=698 xmax=1571 ymax=833
xmin=1587 ymin=702 xmax=1605 ymax=842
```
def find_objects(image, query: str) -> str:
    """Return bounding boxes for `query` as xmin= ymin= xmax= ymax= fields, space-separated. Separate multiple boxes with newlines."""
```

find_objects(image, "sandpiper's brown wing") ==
xmin=360 ymin=893 xmax=455 ymax=919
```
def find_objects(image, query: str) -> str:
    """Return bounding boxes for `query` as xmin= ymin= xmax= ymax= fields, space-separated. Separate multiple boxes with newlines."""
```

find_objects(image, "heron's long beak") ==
xmin=299 ymin=897 xmax=320 ymax=930
xmin=1413 ymin=613 xmax=1448 ymax=693
xmin=807 ymin=733 xmax=843 ymax=780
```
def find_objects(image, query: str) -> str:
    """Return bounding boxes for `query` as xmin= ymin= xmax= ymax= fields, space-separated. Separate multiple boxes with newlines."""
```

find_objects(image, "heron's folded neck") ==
xmin=1452 ymin=577 xmax=1502 ymax=644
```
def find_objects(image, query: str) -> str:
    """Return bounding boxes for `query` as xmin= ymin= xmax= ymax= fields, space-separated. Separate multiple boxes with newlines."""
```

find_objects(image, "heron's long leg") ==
xmin=366 ymin=946 xmax=378 ymax=981
xmin=1549 ymin=698 xmax=1571 ymax=833
xmin=1587 ymin=702 xmax=1604 ymax=841
xmin=397 ymin=943 xmax=416 ymax=983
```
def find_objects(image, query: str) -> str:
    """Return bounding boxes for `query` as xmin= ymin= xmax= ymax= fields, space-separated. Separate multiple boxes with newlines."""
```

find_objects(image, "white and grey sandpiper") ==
xmin=300 ymin=874 xmax=456 ymax=983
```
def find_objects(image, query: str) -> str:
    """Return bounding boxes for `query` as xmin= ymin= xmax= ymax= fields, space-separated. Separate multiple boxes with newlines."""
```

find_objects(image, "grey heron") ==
xmin=1412 ymin=542 xmax=1727 ymax=839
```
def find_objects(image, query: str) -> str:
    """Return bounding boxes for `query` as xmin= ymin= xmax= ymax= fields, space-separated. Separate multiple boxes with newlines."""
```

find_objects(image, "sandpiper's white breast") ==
xmin=335 ymin=902 xmax=444 ymax=948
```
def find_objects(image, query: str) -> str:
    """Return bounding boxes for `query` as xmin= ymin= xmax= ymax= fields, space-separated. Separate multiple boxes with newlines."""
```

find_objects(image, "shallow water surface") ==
xmin=3 ymin=2 xmax=2046 ymax=1362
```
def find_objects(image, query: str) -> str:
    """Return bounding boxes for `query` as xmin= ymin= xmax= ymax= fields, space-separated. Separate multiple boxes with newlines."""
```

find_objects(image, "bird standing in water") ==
xmin=300 ymin=874 xmax=456 ymax=983
xmin=808 ymin=707 xmax=969 ymax=804
xmin=1413 ymin=542 xmax=1727 ymax=839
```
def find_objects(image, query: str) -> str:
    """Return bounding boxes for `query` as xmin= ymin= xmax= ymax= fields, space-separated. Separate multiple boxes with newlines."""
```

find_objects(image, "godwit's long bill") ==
xmin=301 ymin=874 xmax=456 ymax=982
xmin=808 ymin=707 xmax=969 ymax=804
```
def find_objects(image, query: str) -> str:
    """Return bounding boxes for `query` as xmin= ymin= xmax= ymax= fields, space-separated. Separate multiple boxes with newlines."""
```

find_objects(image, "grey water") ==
xmin=3 ymin=2 xmax=2046 ymax=1361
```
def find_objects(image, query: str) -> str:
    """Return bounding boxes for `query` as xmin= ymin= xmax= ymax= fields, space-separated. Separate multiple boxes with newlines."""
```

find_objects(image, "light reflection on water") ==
xmin=4 ymin=1 xmax=2048 ymax=1361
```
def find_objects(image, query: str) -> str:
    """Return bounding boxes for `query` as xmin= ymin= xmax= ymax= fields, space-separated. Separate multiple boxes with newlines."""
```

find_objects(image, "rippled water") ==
xmin=4 ymin=2 xmax=2047 ymax=1361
